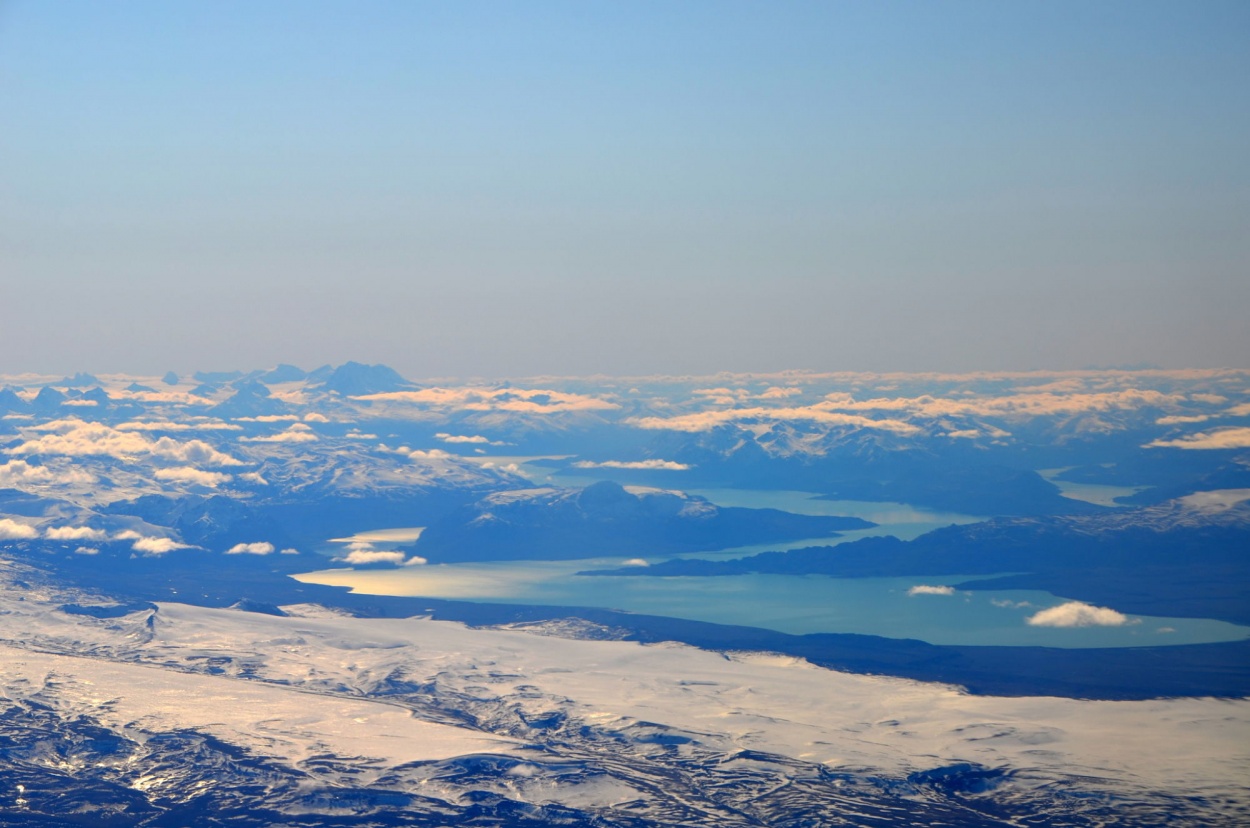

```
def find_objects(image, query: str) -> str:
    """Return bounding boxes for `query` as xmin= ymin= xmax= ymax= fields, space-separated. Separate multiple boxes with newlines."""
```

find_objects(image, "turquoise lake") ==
xmin=295 ymin=468 xmax=1250 ymax=649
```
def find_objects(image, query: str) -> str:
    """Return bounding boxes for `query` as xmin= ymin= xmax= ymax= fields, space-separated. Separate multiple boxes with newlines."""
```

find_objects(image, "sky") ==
xmin=2 ymin=1 xmax=1248 ymax=379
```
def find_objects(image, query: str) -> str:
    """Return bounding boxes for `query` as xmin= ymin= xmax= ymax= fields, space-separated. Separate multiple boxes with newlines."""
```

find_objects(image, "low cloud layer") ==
xmin=8 ymin=418 xmax=243 ymax=466
xmin=907 ymin=585 xmax=955 ymax=596
xmin=1027 ymin=601 xmax=1132 ymax=628
xmin=573 ymin=459 xmax=691 ymax=470
xmin=226 ymin=541 xmax=275 ymax=556
xmin=0 ymin=518 xmax=39 ymax=540
xmin=1147 ymin=427 xmax=1250 ymax=450
xmin=155 ymin=467 xmax=233 ymax=487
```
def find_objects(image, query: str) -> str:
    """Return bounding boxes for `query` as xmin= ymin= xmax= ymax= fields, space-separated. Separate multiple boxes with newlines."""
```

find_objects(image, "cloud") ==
xmin=572 ymin=459 xmax=691 ymax=470
xmin=0 ymin=518 xmax=39 ymax=540
xmin=240 ymin=423 xmax=319 ymax=443
xmin=109 ymin=389 xmax=214 ymax=405
xmin=74 ymin=546 xmax=99 ymax=555
xmin=61 ymin=398 xmax=98 ymax=407
xmin=235 ymin=414 xmax=300 ymax=422
xmin=44 ymin=526 xmax=108 ymax=541
xmin=403 ymin=555 xmax=427 ymax=566
xmin=8 ymin=419 xmax=243 ymax=466
xmin=115 ymin=420 xmax=242 ymax=432
xmin=239 ymin=471 xmax=269 ymax=485
xmin=354 ymin=387 xmax=619 ymax=414
xmin=408 ymin=448 xmax=452 ymax=461
xmin=154 ymin=467 xmax=233 ymax=487
xmin=435 ymin=432 xmax=508 ymax=446
xmin=1146 ymin=427 xmax=1250 ymax=450
xmin=339 ymin=548 xmax=408 ymax=565
xmin=0 ymin=460 xmax=95 ymax=487
xmin=628 ymin=406 xmax=921 ymax=435
xmin=908 ymin=585 xmax=955 ymax=596
xmin=280 ymin=547 xmax=300 ymax=555
xmin=991 ymin=598 xmax=1034 ymax=609
xmin=1026 ymin=601 xmax=1132 ymax=627
xmin=131 ymin=536 xmax=193 ymax=555
xmin=303 ymin=412 xmax=330 ymax=423
xmin=225 ymin=541 xmax=275 ymax=555
xmin=621 ymin=558 xmax=649 ymax=567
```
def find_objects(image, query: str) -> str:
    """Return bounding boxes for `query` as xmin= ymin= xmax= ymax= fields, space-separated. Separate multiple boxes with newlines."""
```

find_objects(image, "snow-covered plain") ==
xmin=0 ymin=558 xmax=1246 ymax=825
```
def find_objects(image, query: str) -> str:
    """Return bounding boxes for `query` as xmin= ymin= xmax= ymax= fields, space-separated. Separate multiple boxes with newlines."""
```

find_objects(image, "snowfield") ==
xmin=0 ymin=558 xmax=1246 ymax=825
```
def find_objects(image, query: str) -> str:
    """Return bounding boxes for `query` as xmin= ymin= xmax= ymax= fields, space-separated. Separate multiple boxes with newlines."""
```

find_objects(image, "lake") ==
xmin=295 ymin=481 xmax=1250 ymax=650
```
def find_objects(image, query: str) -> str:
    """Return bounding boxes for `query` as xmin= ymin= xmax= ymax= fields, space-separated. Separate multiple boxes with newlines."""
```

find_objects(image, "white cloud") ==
xmin=239 ymin=471 xmax=269 ymax=485
xmin=279 ymin=547 xmax=300 ymax=555
xmin=436 ymin=433 xmax=491 ymax=444
xmin=354 ymin=387 xmax=619 ymax=414
xmin=116 ymin=420 xmax=242 ymax=432
xmin=621 ymin=558 xmax=650 ymax=567
xmin=225 ymin=541 xmax=275 ymax=556
xmin=908 ymin=585 xmax=955 ymax=596
xmin=45 ymin=526 xmax=107 ymax=541
xmin=240 ymin=423 xmax=319 ymax=443
xmin=74 ymin=546 xmax=99 ymax=555
xmin=408 ymin=448 xmax=452 ymax=461
xmin=340 ymin=548 xmax=408 ymax=565
xmin=403 ymin=555 xmax=428 ymax=566
xmin=1026 ymin=601 xmax=1132 ymax=628
xmin=303 ymin=412 xmax=331 ymax=423
xmin=0 ymin=518 xmax=39 ymax=540
xmin=8 ymin=419 xmax=243 ymax=466
xmin=573 ymin=459 xmax=691 ymax=470
xmin=131 ymin=537 xmax=193 ymax=555
xmin=0 ymin=459 xmax=95 ymax=487
xmin=155 ymin=467 xmax=233 ymax=487
xmin=236 ymin=414 xmax=300 ymax=422
xmin=1146 ymin=427 xmax=1250 ymax=450
xmin=628 ymin=406 xmax=920 ymax=435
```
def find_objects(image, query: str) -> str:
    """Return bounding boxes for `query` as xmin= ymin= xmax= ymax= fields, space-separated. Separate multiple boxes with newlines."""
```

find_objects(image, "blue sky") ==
xmin=2 ymin=1 xmax=1247 ymax=377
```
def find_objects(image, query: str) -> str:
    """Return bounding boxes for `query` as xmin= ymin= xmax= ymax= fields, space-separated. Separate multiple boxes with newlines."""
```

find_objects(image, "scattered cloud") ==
xmin=628 ymin=406 xmax=921 ymax=434
xmin=303 ymin=412 xmax=331 ymax=423
xmin=908 ymin=585 xmax=955 ymax=596
xmin=225 ymin=541 xmax=275 ymax=555
xmin=0 ymin=459 xmax=95 ymax=487
xmin=354 ymin=387 xmax=619 ymax=414
xmin=1146 ymin=427 xmax=1250 ymax=450
xmin=1026 ymin=601 xmax=1132 ymax=627
xmin=573 ymin=459 xmax=691 ymax=470
xmin=45 ymin=526 xmax=108 ymax=541
xmin=240 ymin=423 xmax=318 ymax=443
xmin=8 ymin=418 xmax=243 ymax=466
xmin=621 ymin=558 xmax=649 ymax=567
xmin=339 ymin=548 xmax=408 ymax=565
xmin=239 ymin=471 xmax=269 ymax=485
xmin=130 ymin=536 xmax=193 ymax=555
xmin=116 ymin=420 xmax=242 ymax=432
xmin=0 ymin=518 xmax=39 ymax=540
xmin=408 ymin=448 xmax=453 ymax=461
xmin=435 ymin=432 xmax=508 ymax=446
xmin=155 ymin=467 xmax=233 ymax=487
xmin=74 ymin=546 xmax=99 ymax=555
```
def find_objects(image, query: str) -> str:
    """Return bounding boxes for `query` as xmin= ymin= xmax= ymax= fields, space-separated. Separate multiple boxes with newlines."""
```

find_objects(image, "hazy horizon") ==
xmin=4 ymin=1 xmax=1247 ymax=377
